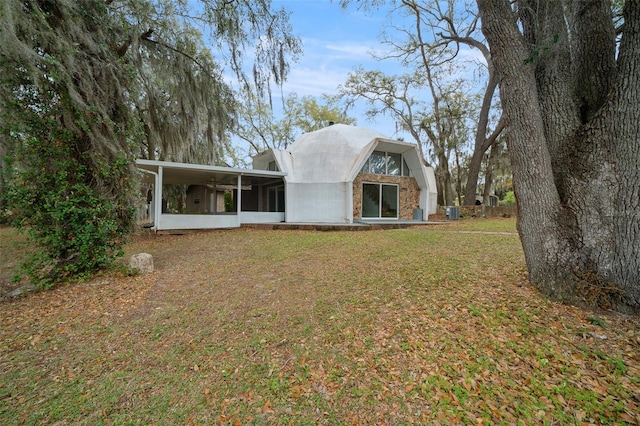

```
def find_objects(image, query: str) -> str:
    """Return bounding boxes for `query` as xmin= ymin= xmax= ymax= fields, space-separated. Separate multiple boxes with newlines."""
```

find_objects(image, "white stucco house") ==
xmin=136 ymin=124 xmax=437 ymax=231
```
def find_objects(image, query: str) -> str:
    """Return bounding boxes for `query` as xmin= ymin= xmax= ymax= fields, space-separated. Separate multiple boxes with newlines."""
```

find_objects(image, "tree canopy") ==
xmin=0 ymin=0 xmax=300 ymax=285
xmin=235 ymin=90 xmax=355 ymax=158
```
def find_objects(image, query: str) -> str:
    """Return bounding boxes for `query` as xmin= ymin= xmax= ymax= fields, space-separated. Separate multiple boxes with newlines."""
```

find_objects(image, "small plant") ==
xmin=500 ymin=191 xmax=516 ymax=206
xmin=587 ymin=317 xmax=606 ymax=328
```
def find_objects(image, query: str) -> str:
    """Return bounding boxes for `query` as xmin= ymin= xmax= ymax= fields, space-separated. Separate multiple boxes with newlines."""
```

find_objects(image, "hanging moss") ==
xmin=0 ymin=0 xmax=300 ymax=287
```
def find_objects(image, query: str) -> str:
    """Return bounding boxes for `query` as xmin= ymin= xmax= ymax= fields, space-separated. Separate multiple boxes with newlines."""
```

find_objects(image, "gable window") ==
xmin=361 ymin=150 xmax=410 ymax=176
xmin=268 ymin=160 xmax=279 ymax=171
xmin=387 ymin=153 xmax=401 ymax=175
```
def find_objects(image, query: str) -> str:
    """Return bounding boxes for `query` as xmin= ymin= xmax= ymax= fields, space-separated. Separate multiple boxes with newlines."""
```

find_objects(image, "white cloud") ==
xmin=281 ymin=66 xmax=349 ymax=97
xmin=324 ymin=42 xmax=381 ymax=59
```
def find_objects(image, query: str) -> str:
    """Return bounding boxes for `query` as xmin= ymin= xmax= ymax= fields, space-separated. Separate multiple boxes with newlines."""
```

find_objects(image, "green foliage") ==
xmin=235 ymin=90 xmax=356 ymax=155
xmin=223 ymin=190 xmax=233 ymax=212
xmin=500 ymin=190 xmax=516 ymax=206
xmin=286 ymin=93 xmax=356 ymax=133
xmin=588 ymin=317 xmax=606 ymax=328
xmin=0 ymin=0 xmax=136 ymax=287
xmin=4 ymin=109 xmax=134 ymax=287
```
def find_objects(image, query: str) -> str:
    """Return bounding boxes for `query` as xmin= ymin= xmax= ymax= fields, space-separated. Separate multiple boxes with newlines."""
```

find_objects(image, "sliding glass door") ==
xmin=362 ymin=183 xmax=398 ymax=219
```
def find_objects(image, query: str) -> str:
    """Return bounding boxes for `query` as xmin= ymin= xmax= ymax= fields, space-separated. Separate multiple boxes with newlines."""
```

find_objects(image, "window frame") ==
xmin=361 ymin=151 xmax=411 ymax=176
xmin=361 ymin=182 xmax=399 ymax=219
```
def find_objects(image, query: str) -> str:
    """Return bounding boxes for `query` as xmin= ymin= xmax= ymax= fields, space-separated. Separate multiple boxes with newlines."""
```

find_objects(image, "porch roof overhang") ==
xmin=136 ymin=159 xmax=287 ymax=187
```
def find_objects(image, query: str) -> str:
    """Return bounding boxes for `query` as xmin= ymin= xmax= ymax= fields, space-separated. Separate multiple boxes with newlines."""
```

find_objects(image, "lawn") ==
xmin=1 ymin=218 xmax=638 ymax=425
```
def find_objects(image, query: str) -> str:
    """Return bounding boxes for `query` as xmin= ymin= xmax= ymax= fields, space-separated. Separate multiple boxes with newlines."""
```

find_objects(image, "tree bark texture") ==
xmin=477 ymin=0 xmax=640 ymax=312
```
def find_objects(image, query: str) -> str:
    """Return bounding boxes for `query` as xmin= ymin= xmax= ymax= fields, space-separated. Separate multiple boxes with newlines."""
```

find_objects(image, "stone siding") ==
xmin=352 ymin=173 xmax=421 ymax=220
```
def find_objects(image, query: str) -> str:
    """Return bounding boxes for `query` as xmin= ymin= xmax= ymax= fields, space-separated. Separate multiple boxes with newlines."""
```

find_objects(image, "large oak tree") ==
xmin=477 ymin=0 xmax=639 ymax=312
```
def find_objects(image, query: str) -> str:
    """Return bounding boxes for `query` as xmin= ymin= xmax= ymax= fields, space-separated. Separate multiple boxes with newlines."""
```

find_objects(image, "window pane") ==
xmin=402 ymin=158 xmax=410 ymax=176
xmin=362 ymin=183 xmax=380 ymax=217
xmin=387 ymin=153 xmax=401 ymax=175
xmin=360 ymin=158 xmax=369 ymax=173
xmin=381 ymin=184 xmax=398 ymax=218
xmin=370 ymin=151 xmax=386 ymax=174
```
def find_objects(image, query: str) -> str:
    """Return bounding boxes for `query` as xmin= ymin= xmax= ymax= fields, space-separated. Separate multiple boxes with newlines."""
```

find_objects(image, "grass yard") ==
xmin=1 ymin=218 xmax=638 ymax=425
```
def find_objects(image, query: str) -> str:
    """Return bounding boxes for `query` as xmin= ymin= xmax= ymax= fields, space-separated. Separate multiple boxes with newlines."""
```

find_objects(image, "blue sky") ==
xmin=218 ymin=0 xmax=488 ymax=161
xmin=270 ymin=0 xmax=403 ymax=138
xmin=266 ymin=1 xmax=487 ymax=140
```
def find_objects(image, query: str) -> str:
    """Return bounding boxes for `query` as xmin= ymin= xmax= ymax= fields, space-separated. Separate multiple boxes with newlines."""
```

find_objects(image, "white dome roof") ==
xmin=287 ymin=124 xmax=388 ymax=182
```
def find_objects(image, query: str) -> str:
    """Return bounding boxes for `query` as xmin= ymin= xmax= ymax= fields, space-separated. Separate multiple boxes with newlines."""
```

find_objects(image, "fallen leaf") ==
xmin=262 ymin=399 xmax=274 ymax=414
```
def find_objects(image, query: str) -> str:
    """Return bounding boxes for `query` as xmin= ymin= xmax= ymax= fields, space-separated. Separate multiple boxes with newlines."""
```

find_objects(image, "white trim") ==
xmin=136 ymin=158 xmax=286 ymax=179
xmin=361 ymin=181 xmax=399 ymax=220
xmin=156 ymin=166 xmax=163 ymax=230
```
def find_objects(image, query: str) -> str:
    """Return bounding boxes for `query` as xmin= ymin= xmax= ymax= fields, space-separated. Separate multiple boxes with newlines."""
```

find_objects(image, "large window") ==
xmin=362 ymin=183 xmax=398 ymax=219
xmin=361 ymin=150 xmax=410 ymax=176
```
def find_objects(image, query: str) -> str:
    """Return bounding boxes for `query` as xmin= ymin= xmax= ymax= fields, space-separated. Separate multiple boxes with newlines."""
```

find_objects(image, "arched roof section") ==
xmin=286 ymin=124 xmax=387 ymax=183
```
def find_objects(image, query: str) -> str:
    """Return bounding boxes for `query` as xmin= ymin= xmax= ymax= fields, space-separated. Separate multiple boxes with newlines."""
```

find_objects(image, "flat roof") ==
xmin=136 ymin=159 xmax=287 ymax=186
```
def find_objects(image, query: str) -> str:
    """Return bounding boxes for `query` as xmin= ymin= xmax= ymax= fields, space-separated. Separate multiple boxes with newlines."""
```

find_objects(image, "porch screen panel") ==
xmin=381 ymin=184 xmax=398 ymax=218
xmin=268 ymin=188 xmax=276 ymax=212
xmin=268 ymin=186 xmax=285 ymax=212
xmin=362 ymin=183 xmax=380 ymax=217
xmin=276 ymin=187 xmax=285 ymax=212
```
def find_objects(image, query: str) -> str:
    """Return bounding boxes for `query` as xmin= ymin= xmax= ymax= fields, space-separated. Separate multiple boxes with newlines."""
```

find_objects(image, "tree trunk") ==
xmin=455 ymin=147 xmax=463 ymax=206
xmin=482 ymin=140 xmax=500 ymax=205
xmin=463 ymin=72 xmax=501 ymax=205
xmin=436 ymin=152 xmax=454 ymax=207
xmin=477 ymin=0 xmax=640 ymax=312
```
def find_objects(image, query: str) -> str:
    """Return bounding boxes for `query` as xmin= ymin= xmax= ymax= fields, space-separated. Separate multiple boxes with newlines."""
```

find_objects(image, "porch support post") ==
xmin=237 ymin=174 xmax=242 ymax=216
xmin=284 ymin=178 xmax=290 ymax=223
xmin=156 ymin=166 xmax=163 ymax=230
xmin=213 ymin=181 xmax=217 ymax=214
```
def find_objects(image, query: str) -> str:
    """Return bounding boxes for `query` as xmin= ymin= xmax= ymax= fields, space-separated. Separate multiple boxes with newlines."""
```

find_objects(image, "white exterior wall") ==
xmin=239 ymin=212 xmax=285 ymax=223
xmin=285 ymin=182 xmax=350 ymax=223
xmin=422 ymin=165 xmax=438 ymax=214
xmin=158 ymin=214 xmax=239 ymax=230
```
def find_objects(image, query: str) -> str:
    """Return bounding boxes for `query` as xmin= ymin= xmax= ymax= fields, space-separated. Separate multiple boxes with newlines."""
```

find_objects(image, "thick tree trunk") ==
xmin=478 ymin=0 xmax=640 ymax=312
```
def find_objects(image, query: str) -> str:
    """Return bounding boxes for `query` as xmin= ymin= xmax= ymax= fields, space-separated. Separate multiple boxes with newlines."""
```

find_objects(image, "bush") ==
xmin=3 ymin=118 xmax=134 ymax=288
xmin=500 ymin=190 xmax=516 ymax=207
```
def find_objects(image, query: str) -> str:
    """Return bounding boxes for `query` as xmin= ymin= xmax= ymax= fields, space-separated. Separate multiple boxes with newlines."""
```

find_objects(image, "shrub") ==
xmin=3 ymin=112 xmax=135 ymax=288
xmin=500 ymin=190 xmax=516 ymax=207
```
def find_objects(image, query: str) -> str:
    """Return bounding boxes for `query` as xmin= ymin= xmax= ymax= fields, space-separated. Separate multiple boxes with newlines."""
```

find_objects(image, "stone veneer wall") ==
xmin=352 ymin=172 xmax=422 ymax=220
